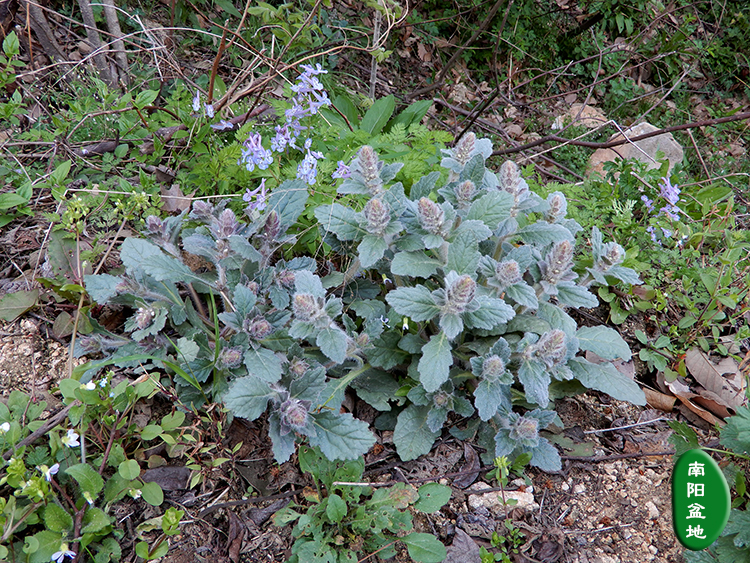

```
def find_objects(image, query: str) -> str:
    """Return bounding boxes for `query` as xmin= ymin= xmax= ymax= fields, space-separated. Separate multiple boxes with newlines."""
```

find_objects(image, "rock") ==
xmin=467 ymin=482 xmax=538 ymax=514
xmin=645 ymin=500 xmax=660 ymax=519
xmin=586 ymin=122 xmax=684 ymax=177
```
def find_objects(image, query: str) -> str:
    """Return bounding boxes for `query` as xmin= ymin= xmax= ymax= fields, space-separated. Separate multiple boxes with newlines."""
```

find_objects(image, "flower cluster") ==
xmin=642 ymin=176 xmax=682 ymax=243
xmin=238 ymin=132 xmax=274 ymax=173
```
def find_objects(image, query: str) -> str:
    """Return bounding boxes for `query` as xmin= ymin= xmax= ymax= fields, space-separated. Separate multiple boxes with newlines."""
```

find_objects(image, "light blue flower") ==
xmin=238 ymin=132 xmax=274 ymax=172
xmin=243 ymin=179 xmax=268 ymax=212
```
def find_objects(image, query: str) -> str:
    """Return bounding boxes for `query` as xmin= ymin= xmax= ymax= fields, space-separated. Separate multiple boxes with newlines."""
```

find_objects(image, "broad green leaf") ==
xmin=387 ymin=99 xmax=432 ymax=131
xmin=390 ymin=251 xmax=441 ymax=278
xmin=134 ymin=89 xmax=159 ymax=108
xmin=439 ymin=312 xmax=463 ymax=340
xmin=368 ymin=331 xmax=410 ymax=370
xmin=401 ymin=532 xmax=448 ymax=563
xmin=65 ymin=463 xmax=104 ymax=496
xmin=474 ymin=379 xmax=512 ymax=421
xmin=719 ymin=407 xmax=750 ymax=456
xmin=568 ymin=357 xmax=646 ymax=405
xmin=555 ymin=283 xmax=599 ymax=308
xmin=516 ymin=223 xmax=574 ymax=245
xmin=361 ymin=95 xmax=395 ymax=135
xmin=315 ymin=203 xmax=365 ymax=241
xmin=394 ymin=405 xmax=440 ymax=461
xmin=28 ymin=531 xmax=62 ymax=563
xmin=266 ymin=179 xmax=309 ymax=230
xmin=527 ymin=437 xmax=562 ymax=472
xmin=43 ymin=503 xmax=73 ymax=533
xmin=518 ymin=359 xmax=550 ymax=406
xmin=418 ymin=332 xmax=452 ymax=392
xmin=140 ymin=481 xmax=164 ymax=506
xmin=358 ymin=235 xmax=388 ymax=268
xmin=223 ymin=376 xmax=275 ymax=420
xmin=505 ymin=283 xmax=538 ymax=309
xmin=332 ymin=94 xmax=359 ymax=125
xmin=576 ymin=325 xmax=632 ymax=360
xmin=386 ymin=286 xmax=440 ymax=321
xmin=326 ymin=494 xmax=347 ymax=523
xmin=409 ymin=171 xmax=441 ymax=201
xmin=82 ymin=507 xmax=111 ymax=533
xmin=446 ymin=231 xmax=481 ymax=275
xmin=244 ymin=347 xmax=283 ymax=382
xmin=466 ymin=190 xmax=513 ymax=230
xmin=0 ymin=192 xmax=29 ymax=209
xmin=414 ymin=483 xmax=451 ymax=513
xmin=0 ymin=289 xmax=38 ymax=322
xmin=317 ymin=326 xmax=349 ymax=364
xmin=308 ymin=411 xmax=376 ymax=460
xmin=84 ymin=274 xmax=121 ymax=304
xmin=463 ymin=296 xmax=515 ymax=329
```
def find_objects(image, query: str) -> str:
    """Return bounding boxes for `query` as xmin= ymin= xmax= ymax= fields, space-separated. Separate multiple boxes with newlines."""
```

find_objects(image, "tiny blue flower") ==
xmin=243 ymin=179 xmax=268 ymax=212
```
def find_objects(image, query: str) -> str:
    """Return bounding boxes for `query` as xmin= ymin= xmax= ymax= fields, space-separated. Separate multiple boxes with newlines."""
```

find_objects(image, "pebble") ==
xmin=467 ymin=482 xmax=538 ymax=513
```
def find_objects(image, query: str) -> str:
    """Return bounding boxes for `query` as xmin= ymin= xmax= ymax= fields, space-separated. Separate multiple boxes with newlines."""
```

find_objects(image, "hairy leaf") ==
xmin=315 ymin=203 xmax=366 ymax=241
xmin=568 ymin=358 xmax=646 ymax=404
xmin=358 ymin=235 xmax=388 ymax=268
xmin=418 ymin=332 xmax=453 ymax=392
xmin=223 ymin=376 xmax=275 ymax=420
xmin=576 ymin=326 xmax=632 ymax=361
xmin=317 ymin=326 xmax=349 ymax=364
xmin=308 ymin=411 xmax=376 ymax=460
xmin=244 ymin=347 xmax=283 ymax=382
xmin=446 ymin=231 xmax=481 ymax=275
xmin=386 ymin=286 xmax=440 ymax=321
xmin=391 ymin=251 xmax=441 ymax=278
xmin=466 ymin=191 xmax=513 ymax=230
xmin=394 ymin=405 xmax=441 ymax=461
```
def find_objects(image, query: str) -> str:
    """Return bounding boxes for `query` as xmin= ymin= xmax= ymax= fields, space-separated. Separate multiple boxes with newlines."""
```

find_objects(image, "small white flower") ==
xmin=0 ymin=422 xmax=9 ymax=433
xmin=129 ymin=488 xmax=142 ymax=499
xmin=39 ymin=463 xmax=59 ymax=482
xmin=82 ymin=381 xmax=96 ymax=390
xmin=51 ymin=543 xmax=76 ymax=562
xmin=61 ymin=429 xmax=80 ymax=448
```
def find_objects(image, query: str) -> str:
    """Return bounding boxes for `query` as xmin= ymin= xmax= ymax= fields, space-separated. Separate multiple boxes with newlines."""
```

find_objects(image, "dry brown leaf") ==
xmin=666 ymin=379 xmax=726 ymax=426
xmin=161 ymin=184 xmax=195 ymax=213
xmin=685 ymin=347 xmax=746 ymax=409
xmin=564 ymin=93 xmax=577 ymax=104
xmin=417 ymin=43 xmax=431 ymax=63
xmin=453 ymin=443 xmax=481 ymax=489
xmin=643 ymin=388 xmax=676 ymax=412
xmin=692 ymin=389 xmax=734 ymax=419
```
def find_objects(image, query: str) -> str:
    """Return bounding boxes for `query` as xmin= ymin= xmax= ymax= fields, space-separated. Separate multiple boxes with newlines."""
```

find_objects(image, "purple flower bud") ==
xmin=454 ymin=132 xmax=476 ymax=166
xmin=494 ymin=260 xmax=522 ymax=289
xmin=445 ymin=274 xmax=477 ymax=314
xmin=509 ymin=415 xmax=539 ymax=443
xmin=288 ymin=357 xmax=309 ymax=378
xmin=279 ymin=398 xmax=310 ymax=435
xmin=481 ymin=355 xmax=506 ymax=381
xmin=498 ymin=160 xmax=521 ymax=192
xmin=277 ymin=270 xmax=296 ymax=288
xmin=601 ymin=242 xmax=624 ymax=266
xmin=293 ymin=294 xmax=321 ymax=322
xmin=246 ymin=281 xmax=259 ymax=295
xmin=264 ymin=210 xmax=280 ymax=241
xmin=534 ymin=329 xmax=567 ymax=367
xmin=215 ymin=238 xmax=231 ymax=258
xmin=215 ymin=209 xmax=240 ymax=238
xmin=363 ymin=198 xmax=391 ymax=236
xmin=145 ymin=215 xmax=163 ymax=234
xmin=191 ymin=200 xmax=214 ymax=220
xmin=354 ymin=146 xmax=384 ymax=195
xmin=546 ymin=192 xmax=567 ymax=222
xmin=433 ymin=391 xmax=451 ymax=409
xmin=355 ymin=333 xmax=370 ymax=347
xmin=244 ymin=316 xmax=274 ymax=340
xmin=454 ymin=180 xmax=476 ymax=207
xmin=417 ymin=197 xmax=445 ymax=235
xmin=135 ymin=307 xmax=155 ymax=330
xmin=542 ymin=240 xmax=574 ymax=285
xmin=219 ymin=346 xmax=243 ymax=368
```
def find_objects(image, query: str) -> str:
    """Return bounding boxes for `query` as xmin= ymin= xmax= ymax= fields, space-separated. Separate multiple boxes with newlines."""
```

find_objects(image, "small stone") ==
xmin=467 ymin=482 xmax=538 ymax=513
xmin=645 ymin=501 xmax=660 ymax=519
xmin=561 ymin=482 xmax=570 ymax=492
xmin=573 ymin=483 xmax=586 ymax=494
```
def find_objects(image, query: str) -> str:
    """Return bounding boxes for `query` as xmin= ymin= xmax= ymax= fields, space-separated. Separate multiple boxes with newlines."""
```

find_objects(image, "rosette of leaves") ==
xmin=82 ymin=181 xmax=375 ymax=462
xmin=316 ymin=138 xmax=646 ymax=470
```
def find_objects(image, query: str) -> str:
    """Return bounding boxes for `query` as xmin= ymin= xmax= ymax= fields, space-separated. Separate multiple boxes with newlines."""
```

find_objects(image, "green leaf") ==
xmin=332 ymin=94 xmax=359 ymax=125
xmin=466 ymin=191 xmax=513 ymax=230
xmin=568 ymin=358 xmax=646 ymax=405
xmin=439 ymin=312 xmax=463 ymax=340
xmin=266 ymin=179 xmax=309 ymax=230
xmin=386 ymin=286 xmax=440 ymax=321
xmin=724 ymin=509 xmax=750 ymax=548
xmin=118 ymin=459 xmax=141 ymax=480
xmin=358 ymin=235 xmax=388 ymax=268
xmin=223 ymin=376 xmax=275 ymax=420
xmin=315 ymin=203 xmax=365 ymax=241
xmin=414 ymin=483 xmax=451 ymax=513
xmin=140 ymin=424 xmax=162 ymax=441
xmin=446 ymin=231 xmax=481 ymax=275
xmin=387 ymin=99 xmax=432 ymax=131
xmin=82 ymin=507 xmax=112 ymax=533
xmin=505 ymin=283 xmax=538 ymax=309
xmin=317 ymin=327 xmax=349 ymax=364
xmin=134 ymin=89 xmax=159 ymax=108
xmin=474 ymin=379 xmax=512 ymax=421
xmin=390 ymin=251 xmax=441 ymax=278
xmin=719 ymin=407 xmax=750 ymax=456
xmin=326 ymin=493 xmax=347 ymax=523
xmin=0 ymin=192 xmax=29 ymax=210
xmin=65 ymin=463 xmax=104 ymax=496
xmin=28 ymin=531 xmax=62 ymax=563
xmin=43 ymin=503 xmax=73 ymax=533
xmin=140 ymin=481 xmax=164 ymax=506
xmin=394 ymin=405 xmax=441 ymax=461
xmin=555 ymin=283 xmax=599 ymax=308
xmin=418 ymin=332 xmax=453 ymax=392
xmin=0 ymin=289 xmax=38 ymax=322
xmin=84 ymin=274 xmax=122 ymax=304
xmin=576 ymin=326 xmax=631 ymax=361
xmin=463 ymin=296 xmax=515 ymax=329
xmin=409 ymin=171 xmax=441 ymax=201
xmin=401 ymin=532 xmax=448 ymax=563
xmin=308 ymin=411 xmax=376 ymax=460
xmin=368 ymin=331 xmax=410 ymax=370
xmin=361 ymin=95 xmax=395 ymax=135
xmin=244 ymin=347 xmax=283 ymax=383
xmin=518 ymin=359 xmax=551 ymax=406
xmin=516 ymin=223 xmax=574 ymax=245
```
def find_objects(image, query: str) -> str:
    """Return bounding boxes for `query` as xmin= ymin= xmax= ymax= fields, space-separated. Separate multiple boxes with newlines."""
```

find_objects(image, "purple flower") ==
xmin=271 ymin=123 xmax=298 ymax=152
xmin=243 ymin=179 xmax=268 ymax=212
xmin=332 ymin=160 xmax=351 ymax=180
xmin=192 ymin=91 xmax=201 ymax=113
xmin=296 ymin=139 xmax=323 ymax=186
xmin=641 ymin=195 xmax=654 ymax=212
xmin=239 ymin=132 xmax=274 ymax=172
xmin=204 ymin=103 xmax=215 ymax=119
xmin=659 ymin=177 xmax=680 ymax=205
xmin=210 ymin=119 xmax=234 ymax=131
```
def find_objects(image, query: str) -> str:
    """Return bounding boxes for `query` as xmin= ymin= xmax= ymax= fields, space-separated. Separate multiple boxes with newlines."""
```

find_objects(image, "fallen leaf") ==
xmin=0 ymin=289 xmax=38 ymax=322
xmin=417 ymin=43 xmax=431 ymax=63
xmin=453 ymin=443 xmax=481 ymax=489
xmin=141 ymin=465 xmax=191 ymax=490
xmin=685 ymin=348 xmax=746 ymax=409
xmin=667 ymin=379 xmax=726 ymax=426
xmin=643 ymin=388 xmax=675 ymax=412
xmin=444 ymin=528 xmax=481 ymax=563
xmin=161 ymin=184 xmax=194 ymax=213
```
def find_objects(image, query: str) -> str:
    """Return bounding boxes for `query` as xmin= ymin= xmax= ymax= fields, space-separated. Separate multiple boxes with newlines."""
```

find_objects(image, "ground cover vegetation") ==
xmin=0 ymin=0 xmax=748 ymax=561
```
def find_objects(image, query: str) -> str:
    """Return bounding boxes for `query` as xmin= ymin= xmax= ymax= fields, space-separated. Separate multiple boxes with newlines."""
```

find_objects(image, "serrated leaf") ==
xmin=244 ymin=347 xmax=283 ymax=382
xmin=43 ymin=503 xmax=73 ymax=533
xmin=266 ymin=179 xmax=308 ymax=230
xmin=28 ymin=531 xmax=62 ymax=563
xmin=394 ymin=405 xmax=441 ymax=461
xmin=414 ymin=483 xmax=451 ymax=513
xmin=439 ymin=312 xmax=463 ymax=340
xmin=317 ymin=327 xmax=349 ymax=364
xmin=268 ymin=414 xmax=297 ymax=463
xmin=401 ymin=532 xmax=448 ymax=563
xmin=84 ymin=274 xmax=121 ymax=304
xmin=719 ymin=407 xmax=750 ymax=456
xmin=228 ymin=236 xmax=262 ymax=262
xmin=724 ymin=509 xmax=750 ymax=548
xmin=409 ymin=171 xmax=441 ymax=201
xmin=453 ymin=219 xmax=492 ymax=242
xmin=516 ymin=222 xmax=574 ymax=245
xmin=391 ymin=251 xmax=441 ymax=278
xmin=223 ymin=376 xmax=274 ymax=420
xmin=528 ymin=437 xmax=562 ymax=472
xmin=351 ymin=368 xmax=401 ymax=411
xmin=568 ymin=357 xmax=646 ymax=404
xmin=418 ymin=332 xmax=452 ymax=392
xmin=474 ymin=379 xmax=512 ymax=421
xmin=555 ymin=282 xmax=599 ymax=308
xmin=315 ymin=204 xmax=366 ymax=241
xmin=65 ymin=463 xmax=104 ymax=496
xmin=576 ymin=326 xmax=632 ymax=361
xmin=466 ymin=191 xmax=514 ymax=230
xmin=446 ymin=231 xmax=480 ymax=275
xmin=518 ymin=359 xmax=550 ymax=406
xmin=463 ymin=296 xmax=515 ymax=329
xmin=607 ymin=265 xmax=642 ymax=286
xmin=358 ymin=235 xmax=388 ymax=268
xmin=308 ymin=410 xmax=375 ymax=460
xmin=294 ymin=269 xmax=326 ymax=298
xmin=504 ymin=283 xmax=538 ymax=309
xmin=361 ymin=95 xmax=395 ymax=135
xmin=386 ymin=286 xmax=440 ymax=321
xmin=368 ymin=331 xmax=410 ymax=370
